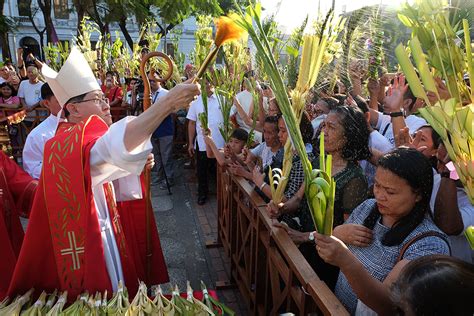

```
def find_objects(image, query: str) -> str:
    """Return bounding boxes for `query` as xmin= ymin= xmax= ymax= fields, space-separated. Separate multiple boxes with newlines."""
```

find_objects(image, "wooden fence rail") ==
xmin=216 ymin=166 xmax=348 ymax=315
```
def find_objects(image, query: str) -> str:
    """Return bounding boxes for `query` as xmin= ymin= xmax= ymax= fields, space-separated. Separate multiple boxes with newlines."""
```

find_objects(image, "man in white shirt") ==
xmin=22 ymin=83 xmax=61 ymax=179
xmin=369 ymin=77 xmax=426 ymax=147
xmin=17 ymin=65 xmax=44 ymax=114
xmin=231 ymin=83 xmax=253 ymax=130
xmin=9 ymin=47 xmax=200 ymax=298
xmin=187 ymin=83 xmax=224 ymax=205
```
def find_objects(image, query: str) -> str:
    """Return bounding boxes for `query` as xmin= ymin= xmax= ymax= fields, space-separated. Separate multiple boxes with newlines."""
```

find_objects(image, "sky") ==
xmin=259 ymin=0 xmax=409 ymax=33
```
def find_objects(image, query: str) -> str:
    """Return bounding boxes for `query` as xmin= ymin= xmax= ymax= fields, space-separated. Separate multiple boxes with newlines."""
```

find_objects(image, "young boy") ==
xmin=203 ymin=127 xmax=248 ymax=166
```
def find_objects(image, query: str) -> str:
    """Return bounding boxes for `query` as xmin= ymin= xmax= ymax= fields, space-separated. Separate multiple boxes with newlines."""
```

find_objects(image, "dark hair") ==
xmin=264 ymin=115 xmax=279 ymax=132
xmin=352 ymin=95 xmax=369 ymax=113
xmin=105 ymin=70 xmax=117 ymax=79
xmin=66 ymin=93 xmax=87 ymax=104
xmin=300 ymin=111 xmax=314 ymax=144
xmin=403 ymin=86 xmax=417 ymax=110
xmin=330 ymin=105 xmax=371 ymax=161
xmin=363 ymin=147 xmax=434 ymax=246
xmin=0 ymin=82 xmax=16 ymax=97
xmin=268 ymin=97 xmax=281 ymax=114
xmin=318 ymin=97 xmax=339 ymax=111
xmin=41 ymin=82 xmax=54 ymax=100
xmin=231 ymin=128 xmax=248 ymax=143
xmin=392 ymin=255 xmax=474 ymax=315
xmin=418 ymin=125 xmax=441 ymax=149
xmin=264 ymin=115 xmax=279 ymax=124
xmin=332 ymin=94 xmax=347 ymax=106
xmin=64 ymin=92 xmax=88 ymax=117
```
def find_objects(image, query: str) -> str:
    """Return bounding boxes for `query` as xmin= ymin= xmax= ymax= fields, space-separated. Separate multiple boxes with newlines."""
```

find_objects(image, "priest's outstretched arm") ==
xmin=124 ymin=82 xmax=200 ymax=152
xmin=90 ymin=82 xmax=200 ymax=186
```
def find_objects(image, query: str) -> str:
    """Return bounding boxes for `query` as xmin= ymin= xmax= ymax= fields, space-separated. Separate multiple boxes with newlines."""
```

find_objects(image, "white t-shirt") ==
xmin=0 ymin=77 xmax=6 ymax=84
xmin=17 ymin=80 xmax=44 ymax=108
xmin=231 ymin=90 xmax=253 ymax=129
xmin=186 ymin=94 xmax=225 ymax=151
xmin=375 ymin=112 xmax=427 ymax=147
xmin=251 ymin=142 xmax=278 ymax=169
xmin=23 ymin=114 xmax=62 ymax=179
xmin=360 ymin=130 xmax=393 ymax=187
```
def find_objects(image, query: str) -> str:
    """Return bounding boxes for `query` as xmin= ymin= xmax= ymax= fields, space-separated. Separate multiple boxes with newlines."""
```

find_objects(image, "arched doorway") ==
xmin=19 ymin=37 xmax=41 ymax=60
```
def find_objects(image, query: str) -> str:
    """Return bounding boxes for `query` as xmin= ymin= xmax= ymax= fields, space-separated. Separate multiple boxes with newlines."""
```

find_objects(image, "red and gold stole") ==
xmin=42 ymin=116 xmax=108 ymax=292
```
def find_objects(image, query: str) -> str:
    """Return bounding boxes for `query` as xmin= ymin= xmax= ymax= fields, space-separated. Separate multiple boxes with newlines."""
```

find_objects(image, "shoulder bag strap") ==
xmin=397 ymin=231 xmax=451 ymax=262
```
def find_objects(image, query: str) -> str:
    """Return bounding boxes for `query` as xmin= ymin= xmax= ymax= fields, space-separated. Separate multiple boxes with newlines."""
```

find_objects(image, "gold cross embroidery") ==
xmin=60 ymin=231 xmax=84 ymax=270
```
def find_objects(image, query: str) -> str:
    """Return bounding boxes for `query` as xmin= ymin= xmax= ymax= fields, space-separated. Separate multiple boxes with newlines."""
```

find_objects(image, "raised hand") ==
xmin=396 ymin=127 xmax=428 ymax=154
xmin=427 ymin=77 xmax=451 ymax=104
xmin=367 ymin=78 xmax=380 ymax=96
xmin=383 ymin=74 xmax=408 ymax=113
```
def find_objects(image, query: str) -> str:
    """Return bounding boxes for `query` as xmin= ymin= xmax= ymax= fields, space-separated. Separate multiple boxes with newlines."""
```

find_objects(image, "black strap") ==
xmin=397 ymin=231 xmax=451 ymax=262
xmin=152 ymin=91 xmax=159 ymax=103
xmin=381 ymin=122 xmax=391 ymax=136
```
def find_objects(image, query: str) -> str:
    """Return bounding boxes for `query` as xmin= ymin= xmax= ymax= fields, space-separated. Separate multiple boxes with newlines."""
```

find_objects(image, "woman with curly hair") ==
xmin=271 ymin=105 xmax=371 ymax=289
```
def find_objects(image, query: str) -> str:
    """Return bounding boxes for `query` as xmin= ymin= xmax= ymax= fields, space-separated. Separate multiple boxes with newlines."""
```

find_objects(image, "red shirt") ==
xmin=101 ymin=85 xmax=123 ymax=103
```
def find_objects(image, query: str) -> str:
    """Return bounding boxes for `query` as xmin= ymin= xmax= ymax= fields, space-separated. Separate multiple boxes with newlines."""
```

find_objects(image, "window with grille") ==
xmin=54 ymin=0 xmax=69 ymax=19
xmin=18 ymin=0 xmax=31 ymax=17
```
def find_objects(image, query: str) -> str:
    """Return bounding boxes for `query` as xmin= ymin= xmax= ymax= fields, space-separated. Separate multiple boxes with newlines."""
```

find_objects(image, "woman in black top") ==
xmin=271 ymin=105 xmax=371 ymax=289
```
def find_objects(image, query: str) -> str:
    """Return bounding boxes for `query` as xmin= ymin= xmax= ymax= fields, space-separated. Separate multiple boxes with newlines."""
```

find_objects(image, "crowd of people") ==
xmin=192 ymin=67 xmax=474 ymax=313
xmin=1 ymin=40 xmax=474 ymax=314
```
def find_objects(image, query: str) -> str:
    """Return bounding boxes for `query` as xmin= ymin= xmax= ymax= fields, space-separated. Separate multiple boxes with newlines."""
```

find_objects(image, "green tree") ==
xmin=72 ymin=0 xmax=246 ymax=50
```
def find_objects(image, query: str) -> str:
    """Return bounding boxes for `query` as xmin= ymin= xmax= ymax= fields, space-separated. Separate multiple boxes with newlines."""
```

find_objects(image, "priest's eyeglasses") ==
xmin=71 ymin=95 xmax=109 ymax=105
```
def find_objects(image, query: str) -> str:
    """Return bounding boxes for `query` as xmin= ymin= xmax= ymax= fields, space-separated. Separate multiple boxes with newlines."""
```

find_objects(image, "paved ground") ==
xmin=19 ymin=156 xmax=248 ymax=314
xmin=151 ymin=157 xmax=248 ymax=315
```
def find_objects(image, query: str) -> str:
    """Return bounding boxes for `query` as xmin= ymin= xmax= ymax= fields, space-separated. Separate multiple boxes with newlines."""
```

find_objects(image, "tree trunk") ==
xmin=27 ymin=5 xmax=47 ymax=60
xmin=0 ymin=0 xmax=12 ymax=60
xmin=119 ymin=17 xmax=134 ymax=50
xmin=0 ymin=33 xmax=11 ymax=61
xmin=158 ymin=23 xmax=176 ymax=37
xmin=38 ymin=0 xmax=54 ymax=44
xmin=72 ymin=0 xmax=86 ymax=36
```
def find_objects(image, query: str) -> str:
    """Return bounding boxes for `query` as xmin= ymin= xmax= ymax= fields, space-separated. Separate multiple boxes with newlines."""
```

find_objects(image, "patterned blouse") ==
xmin=334 ymin=199 xmax=450 ymax=314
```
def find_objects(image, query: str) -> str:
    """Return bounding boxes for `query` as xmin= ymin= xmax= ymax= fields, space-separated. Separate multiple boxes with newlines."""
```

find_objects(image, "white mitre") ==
xmin=41 ymin=47 xmax=100 ymax=107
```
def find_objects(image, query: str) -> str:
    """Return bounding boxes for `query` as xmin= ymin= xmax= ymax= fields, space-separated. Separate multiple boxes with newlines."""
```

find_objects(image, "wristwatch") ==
xmin=389 ymin=111 xmax=404 ymax=118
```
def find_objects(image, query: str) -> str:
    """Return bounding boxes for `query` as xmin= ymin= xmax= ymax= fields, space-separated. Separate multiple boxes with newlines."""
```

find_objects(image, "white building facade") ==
xmin=2 ymin=0 xmax=200 ymax=64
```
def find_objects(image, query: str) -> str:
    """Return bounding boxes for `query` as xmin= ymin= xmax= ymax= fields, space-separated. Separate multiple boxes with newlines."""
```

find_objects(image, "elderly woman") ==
xmin=315 ymin=148 xmax=450 ymax=315
xmin=273 ymin=105 xmax=370 ymax=289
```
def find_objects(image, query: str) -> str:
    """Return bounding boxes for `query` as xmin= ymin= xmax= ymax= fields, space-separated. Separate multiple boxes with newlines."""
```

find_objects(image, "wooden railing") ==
xmin=217 ymin=166 xmax=348 ymax=315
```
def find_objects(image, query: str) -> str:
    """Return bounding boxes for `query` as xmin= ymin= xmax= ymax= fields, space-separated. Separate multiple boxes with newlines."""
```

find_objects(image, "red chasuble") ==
xmin=117 ymin=177 xmax=169 ymax=286
xmin=8 ymin=115 xmax=167 ymax=301
xmin=0 ymin=152 xmax=37 ymax=299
